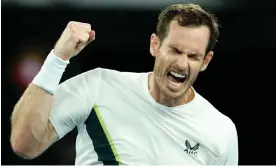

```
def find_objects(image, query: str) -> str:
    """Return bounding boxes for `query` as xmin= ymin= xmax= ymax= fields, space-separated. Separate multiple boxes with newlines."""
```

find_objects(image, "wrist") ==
xmin=53 ymin=50 xmax=71 ymax=61
xmin=32 ymin=49 xmax=70 ymax=94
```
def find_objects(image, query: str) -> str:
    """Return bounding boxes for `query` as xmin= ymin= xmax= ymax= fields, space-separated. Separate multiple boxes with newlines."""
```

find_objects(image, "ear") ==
xmin=200 ymin=51 xmax=214 ymax=72
xmin=150 ymin=33 xmax=160 ymax=57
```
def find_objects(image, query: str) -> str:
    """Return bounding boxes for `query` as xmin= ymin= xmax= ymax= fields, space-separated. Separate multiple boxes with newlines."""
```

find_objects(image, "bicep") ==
xmin=41 ymin=121 xmax=59 ymax=151
xmin=30 ymin=120 xmax=58 ymax=158
xmin=37 ymin=93 xmax=88 ymax=157
xmin=49 ymin=86 xmax=90 ymax=140
xmin=48 ymin=68 xmax=102 ymax=140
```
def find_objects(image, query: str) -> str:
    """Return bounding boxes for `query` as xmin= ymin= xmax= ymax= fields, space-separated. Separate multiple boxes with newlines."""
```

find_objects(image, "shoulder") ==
xmin=76 ymin=67 xmax=144 ymax=79
xmin=99 ymin=68 xmax=145 ymax=79
xmin=90 ymin=68 xmax=148 ymax=86
xmin=60 ymin=67 xmax=148 ymax=87
xmin=56 ymin=68 xmax=105 ymax=103
xmin=193 ymin=90 xmax=237 ymax=149
xmin=194 ymin=91 xmax=238 ymax=154
xmin=194 ymin=91 xmax=236 ymax=129
xmin=60 ymin=67 xmax=115 ymax=88
xmin=60 ymin=67 xmax=148 ymax=95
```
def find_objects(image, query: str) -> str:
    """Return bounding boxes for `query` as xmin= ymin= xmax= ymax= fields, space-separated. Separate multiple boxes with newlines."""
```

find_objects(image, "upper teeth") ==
xmin=170 ymin=71 xmax=185 ymax=78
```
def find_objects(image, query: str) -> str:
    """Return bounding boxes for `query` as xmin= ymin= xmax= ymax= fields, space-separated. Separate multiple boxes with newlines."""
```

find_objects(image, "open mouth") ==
xmin=167 ymin=71 xmax=186 ymax=85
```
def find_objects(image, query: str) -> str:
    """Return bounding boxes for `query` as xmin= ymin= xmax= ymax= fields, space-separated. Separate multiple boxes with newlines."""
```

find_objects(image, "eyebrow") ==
xmin=169 ymin=44 xmax=204 ymax=57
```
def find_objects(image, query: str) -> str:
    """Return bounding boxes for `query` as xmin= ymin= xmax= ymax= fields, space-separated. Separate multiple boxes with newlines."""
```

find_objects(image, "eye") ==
xmin=171 ymin=48 xmax=182 ymax=55
xmin=188 ymin=54 xmax=200 ymax=60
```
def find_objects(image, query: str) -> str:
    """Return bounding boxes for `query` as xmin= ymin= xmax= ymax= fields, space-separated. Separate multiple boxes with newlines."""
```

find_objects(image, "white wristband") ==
xmin=32 ymin=50 xmax=70 ymax=94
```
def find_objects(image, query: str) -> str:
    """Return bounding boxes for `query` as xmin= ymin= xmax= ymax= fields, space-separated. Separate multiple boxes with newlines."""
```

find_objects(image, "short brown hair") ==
xmin=156 ymin=4 xmax=219 ymax=54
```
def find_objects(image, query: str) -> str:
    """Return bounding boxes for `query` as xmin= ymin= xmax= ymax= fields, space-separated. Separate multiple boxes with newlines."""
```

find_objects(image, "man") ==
xmin=10 ymin=4 xmax=239 ymax=165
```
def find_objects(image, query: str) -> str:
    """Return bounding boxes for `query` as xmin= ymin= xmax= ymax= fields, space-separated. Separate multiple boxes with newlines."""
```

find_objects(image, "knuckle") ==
xmin=69 ymin=25 xmax=77 ymax=31
xmin=80 ymin=23 xmax=91 ymax=30
xmin=85 ymin=23 xmax=91 ymax=29
xmin=67 ymin=21 xmax=76 ymax=27
xmin=64 ymin=21 xmax=92 ymax=44
xmin=67 ymin=25 xmax=75 ymax=33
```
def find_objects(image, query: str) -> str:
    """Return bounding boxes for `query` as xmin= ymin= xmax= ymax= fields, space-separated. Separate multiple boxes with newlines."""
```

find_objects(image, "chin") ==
xmin=160 ymin=82 xmax=188 ymax=99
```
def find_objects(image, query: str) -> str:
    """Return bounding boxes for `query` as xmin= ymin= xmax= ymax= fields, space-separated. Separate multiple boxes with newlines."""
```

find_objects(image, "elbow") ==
xmin=11 ymin=145 xmax=36 ymax=160
xmin=10 ymin=134 xmax=39 ymax=160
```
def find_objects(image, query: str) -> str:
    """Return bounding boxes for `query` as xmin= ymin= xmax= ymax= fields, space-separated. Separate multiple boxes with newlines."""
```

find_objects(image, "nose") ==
xmin=175 ymin=55 xmax=189 ymax=71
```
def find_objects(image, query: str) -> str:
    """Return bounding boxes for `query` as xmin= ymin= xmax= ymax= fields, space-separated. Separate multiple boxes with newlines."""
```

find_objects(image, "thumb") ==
xmin=87 ymin=30 xmax=96 ymax=43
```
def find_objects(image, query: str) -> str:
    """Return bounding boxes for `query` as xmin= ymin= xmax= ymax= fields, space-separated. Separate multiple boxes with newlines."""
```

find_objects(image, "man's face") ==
xmin=150 ymin=20 xmax=213 ymax=98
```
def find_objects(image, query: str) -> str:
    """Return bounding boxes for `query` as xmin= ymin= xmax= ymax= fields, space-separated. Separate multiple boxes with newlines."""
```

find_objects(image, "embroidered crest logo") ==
xmin=184 ymin=140 xmax=200 ymax=157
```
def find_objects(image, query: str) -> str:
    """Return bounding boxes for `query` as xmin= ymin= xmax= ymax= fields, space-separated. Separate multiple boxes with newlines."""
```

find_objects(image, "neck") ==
xmin=148 ymin=72 xmax=194 ymax=107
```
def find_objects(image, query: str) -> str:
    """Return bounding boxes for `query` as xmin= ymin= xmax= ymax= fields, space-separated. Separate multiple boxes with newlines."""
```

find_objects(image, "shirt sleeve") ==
xmin=220 ymin=123 xmax=239 ymax=165
xmin=49 ymin=68 xmax=102 ymax=139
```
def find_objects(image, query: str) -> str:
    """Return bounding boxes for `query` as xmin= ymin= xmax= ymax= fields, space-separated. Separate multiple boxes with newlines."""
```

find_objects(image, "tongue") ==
xmin=168 ymin=73 xmax=183 ymax=83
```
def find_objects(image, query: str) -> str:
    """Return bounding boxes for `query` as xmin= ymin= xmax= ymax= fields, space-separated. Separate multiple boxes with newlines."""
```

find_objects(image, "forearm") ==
xmin=11 ymin=83 xmax=54 ymax=158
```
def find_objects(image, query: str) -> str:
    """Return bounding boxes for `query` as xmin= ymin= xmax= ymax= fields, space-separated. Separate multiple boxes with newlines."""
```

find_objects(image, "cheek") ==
xmin=155 ymin=57 xmax=164 ymax=72
xmin=155 ymin=53 xmax=172 ymax=74
xmin=189 ymin=63 xmax=203 ymax=76
xmin=158 ymin=54 xmax=173 ymax=70
xmin=159 ymin=50 xmax=175 ymax=63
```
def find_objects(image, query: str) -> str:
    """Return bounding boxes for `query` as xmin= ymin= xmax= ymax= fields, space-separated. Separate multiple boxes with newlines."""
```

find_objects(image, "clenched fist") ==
xmin=53 ymin=21 xmax=96 ymax=60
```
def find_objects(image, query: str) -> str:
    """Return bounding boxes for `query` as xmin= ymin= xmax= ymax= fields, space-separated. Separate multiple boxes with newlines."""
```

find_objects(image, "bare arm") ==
xmin=10 ymin=84 xmax=58 ymax=159
xmin=10 ymin=21 xmax=95 ymax=159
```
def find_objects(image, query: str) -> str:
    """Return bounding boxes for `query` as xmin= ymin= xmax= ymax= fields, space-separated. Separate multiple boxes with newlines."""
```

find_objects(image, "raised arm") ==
xmin=10 ymin=21 xmax=95 ymax=159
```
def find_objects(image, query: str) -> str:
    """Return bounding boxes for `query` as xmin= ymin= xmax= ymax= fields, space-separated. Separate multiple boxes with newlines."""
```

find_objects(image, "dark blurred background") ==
xmin=2 ymin=0 xmax=276 ymax=165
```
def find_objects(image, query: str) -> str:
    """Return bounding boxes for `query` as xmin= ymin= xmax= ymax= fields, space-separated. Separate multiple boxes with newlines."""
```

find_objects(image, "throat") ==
xmin=159 ymin=96 xmax=184 ymax=107
xmin=159 ymin=89 xmax=194 ymax=107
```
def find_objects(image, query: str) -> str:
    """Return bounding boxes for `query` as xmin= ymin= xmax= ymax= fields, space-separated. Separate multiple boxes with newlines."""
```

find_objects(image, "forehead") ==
xmin=164 ymin=20 xmax=210 ymax=54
